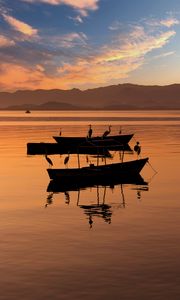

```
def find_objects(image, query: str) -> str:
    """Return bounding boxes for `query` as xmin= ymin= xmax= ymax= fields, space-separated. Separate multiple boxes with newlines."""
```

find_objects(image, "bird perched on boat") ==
xmin=87 ymin=124 xmax=93 ymax=139
xmin=102 ymin=125 xmax=111 ymax=138
xmin=45 ymin=154 xmax=53 ymax=167
xmin=119 ymin=126 xmax=122 ymax=134
xmin=134 ymin=141 xmax=141 ymax=156
xmin=64 ymin=152 xmax=70 ymax=167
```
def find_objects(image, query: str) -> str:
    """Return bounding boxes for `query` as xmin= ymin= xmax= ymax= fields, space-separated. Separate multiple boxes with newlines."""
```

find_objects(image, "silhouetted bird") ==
xmin=64 ymin=152 xmax=70 ymax=167
xmin=119 ymin=126 xmax=122 ymax=134
xmin=102 ymin=125 xmax=111 ymax=138
xmin=45 ymin=154 xmax=53 ymax=167
xmin=59 ymin=128 xmax=62 ymax=136
xmin=134 ymin=141 xmax=141 ymax=156
xmin=87 ymin=124 xmax=93 ymax=138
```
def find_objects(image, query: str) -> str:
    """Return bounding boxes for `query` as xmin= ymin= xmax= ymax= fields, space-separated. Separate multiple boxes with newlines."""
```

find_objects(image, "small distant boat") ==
xmin=47 ymin=157 xmax=149 ymax=181
xmin=25 ymin=110 xmax=31 ymax=114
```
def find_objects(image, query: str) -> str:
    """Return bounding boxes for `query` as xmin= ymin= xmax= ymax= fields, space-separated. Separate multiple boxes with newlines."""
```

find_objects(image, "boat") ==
xmin=53 ymin=133 xmax=134 ymax=146
xmin=25 ymin=110 xmax=31 ymax=114
xmin=47 ymin=157 xmax=148 ymax=181
xmin=27 ymin=141 xmax=132 ymax=155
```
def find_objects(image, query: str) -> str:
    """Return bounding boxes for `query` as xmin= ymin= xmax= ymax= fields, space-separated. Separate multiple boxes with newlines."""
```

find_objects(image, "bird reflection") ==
xmin=89 ymin=215 xmax=93 ymax=228
xmin=64 ymin=191 xmax=70 ymax=204
xmin=45 ymin=192 xmax=54 ymax=207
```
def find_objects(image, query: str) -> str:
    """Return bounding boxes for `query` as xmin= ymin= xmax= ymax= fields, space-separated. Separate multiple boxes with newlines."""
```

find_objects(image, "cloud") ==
xmin=0 ymin=14 xmax=177 ymax=90
xmin=0 ymin=62 xmax=69 ymax=91
xmin=69 ymin=15 xmax=83 ymax=24
xmin=55 ymin=27 xmax=176 ymax=88
xmin=153 ymin=51 xmax=175 ymax=60
xmin=53 ymin=32 xmax=88 ymax=48
xmin=3 ymin=14 xmax=38 ymax=37
xmin=0 ymin=35 xmax=15 ymax=47
xmin=146 ymin=17 xmax=179 ymax=28
xmin=22 ymin=0 xmax=99 ymax=16
xmin=160 ymin=18 xmax=179 ymax=28
xmin=109 ymin=21 xmax=122 ymax=31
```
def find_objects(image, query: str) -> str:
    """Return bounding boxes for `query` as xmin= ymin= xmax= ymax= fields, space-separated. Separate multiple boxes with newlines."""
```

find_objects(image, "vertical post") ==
xmin=77 ymin=150 xmax=80 ymax=168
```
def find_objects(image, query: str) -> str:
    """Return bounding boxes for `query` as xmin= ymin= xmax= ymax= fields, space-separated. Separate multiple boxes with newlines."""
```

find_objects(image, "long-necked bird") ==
xmin=45 ymin=154 xmax=53 ymax=167
xmin=64 ymin=152 xmax=70 ymax=167
xmin=102 ymin=125 xmax=111 ymax=138
xmin=134 ymin=141 xmax=141 ymax=156
xmin=87 ymin=124 xmax=93 ymax=138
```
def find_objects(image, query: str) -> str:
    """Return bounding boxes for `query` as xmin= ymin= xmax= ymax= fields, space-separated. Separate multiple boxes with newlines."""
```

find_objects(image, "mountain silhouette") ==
xmin=1 ymin=83 xmax=180 ymax=109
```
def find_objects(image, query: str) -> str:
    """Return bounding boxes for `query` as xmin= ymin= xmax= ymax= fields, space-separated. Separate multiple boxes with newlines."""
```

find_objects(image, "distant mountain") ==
xmin=6 ymin=101 xmax=83 ymax=110
xmin=1 ymin=83 xmax=180 ymax=109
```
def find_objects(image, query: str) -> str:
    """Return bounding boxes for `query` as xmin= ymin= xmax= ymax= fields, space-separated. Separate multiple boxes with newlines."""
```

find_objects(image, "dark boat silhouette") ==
xmin=27 ymin=141 xmax=132 ymax=155
xmin=47 ymin=157 xmax=148 ymax=181
xmin=53 ymin=133 xmax=134 ymax=146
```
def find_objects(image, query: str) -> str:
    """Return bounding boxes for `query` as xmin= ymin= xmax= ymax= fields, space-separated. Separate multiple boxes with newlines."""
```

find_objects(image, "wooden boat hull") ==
xmin=53 ymin=133 xmax=134 ymax=146
xmin=47 ymin=157 xmax=148 ymax=181
xmin=27 ymin=142 xmax=132 ymax=155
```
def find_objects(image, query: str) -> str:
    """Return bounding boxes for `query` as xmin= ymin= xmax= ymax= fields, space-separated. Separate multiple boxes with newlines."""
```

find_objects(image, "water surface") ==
xmin=0 ymin=110 xmax=180 ymax=300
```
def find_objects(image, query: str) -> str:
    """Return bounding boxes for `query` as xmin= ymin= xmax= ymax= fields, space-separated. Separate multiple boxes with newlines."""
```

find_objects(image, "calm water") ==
xmin=0 ymin=110 xmax=180 ymax=300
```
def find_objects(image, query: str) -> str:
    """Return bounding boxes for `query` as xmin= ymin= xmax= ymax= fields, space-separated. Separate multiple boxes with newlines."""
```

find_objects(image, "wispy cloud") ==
xmin=55 ymin=27 xmax=176 ymax=88
xmin=3 ymin=14 xmax=38 ymax=37
xmin=68 ymin=15 xmax=83 ymax=24
xmin=146 ymin=17 xmax=179 ymax=28
xmin=52 ymin=32 xmax=88 ymax=48
xmin=160 ymin=17 xmax=179 ymax=28
xmin=0 ymin=35 xmax=15 ymax=47
xmin=22 ymin=0 xmax=99 ymax=16
xmin=153 ymin=51 xmax=175 ymax=60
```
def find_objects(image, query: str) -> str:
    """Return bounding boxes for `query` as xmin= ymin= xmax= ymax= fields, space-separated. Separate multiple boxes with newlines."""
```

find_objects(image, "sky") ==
xmin=0 ymin=0 xmax=180 ymax=91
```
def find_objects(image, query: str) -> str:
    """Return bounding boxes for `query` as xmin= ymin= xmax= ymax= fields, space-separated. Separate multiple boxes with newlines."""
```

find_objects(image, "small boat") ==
xmin=27 ymin=141 xmax=132 ymax=155
xmin=25 ymin=110 xmax=31 ymax=114
xmin=47 ymin=157 xmax=148 ymax=181
xmin=53 ymin=133 xmax=134 ymax=146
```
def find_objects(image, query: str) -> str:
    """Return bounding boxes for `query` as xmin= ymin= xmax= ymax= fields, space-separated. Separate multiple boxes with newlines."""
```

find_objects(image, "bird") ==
xmin=45 ymin=154 xmax=53 ymax=167
xmin=64 ymin=152 xmax=70 ymax=167
xmin=119 ymin=126 xmax=122 ymax=134
xmin=102 ymin=125 xmax=111 ymax=138
xmin=59 ymin=128 xmax=62 ymax=136
xmin=134 ymin=141 xmax=141 ymax=156
xmin=87 ymin=124 xmax=93 ymax=139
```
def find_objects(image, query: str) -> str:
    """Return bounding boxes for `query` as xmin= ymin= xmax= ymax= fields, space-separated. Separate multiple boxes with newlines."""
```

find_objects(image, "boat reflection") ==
xmin=46 ymin=175 xmax=149 ymax=227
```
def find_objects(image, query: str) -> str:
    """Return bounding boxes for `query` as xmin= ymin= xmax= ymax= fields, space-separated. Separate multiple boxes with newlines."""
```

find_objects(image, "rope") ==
xmin=147 ymin=160 xmax=158 ymax=174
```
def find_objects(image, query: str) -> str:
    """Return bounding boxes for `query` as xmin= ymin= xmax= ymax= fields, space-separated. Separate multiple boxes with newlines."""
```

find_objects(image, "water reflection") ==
xmin=46 ymin=175 xmax=149 ymax=227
